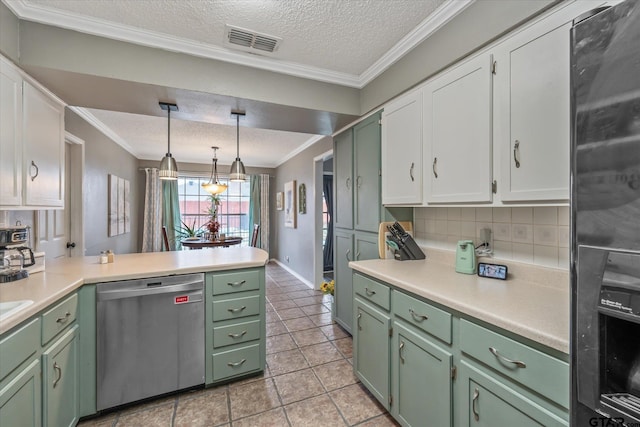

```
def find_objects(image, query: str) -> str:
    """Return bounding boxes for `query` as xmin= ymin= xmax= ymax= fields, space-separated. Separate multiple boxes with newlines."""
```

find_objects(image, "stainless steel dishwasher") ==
xmin=96 ymin=273 xmax=204 ymax=411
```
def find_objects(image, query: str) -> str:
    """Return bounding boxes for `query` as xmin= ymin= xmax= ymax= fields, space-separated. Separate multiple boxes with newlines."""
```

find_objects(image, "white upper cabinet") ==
xmin=23 ymin=82 xmax=65 ymax=208
xmin=381 ymin=90 xmax=422 ymax=205
xmin=424 ymin=53 xmax=493 ymax=203
xmin=0 ymin=57 xmax=23 ymax=207
xmin=0 ymin=55 xmax=65 ymax=210
xmin=494 ymin=18 xmax=572 ymax=202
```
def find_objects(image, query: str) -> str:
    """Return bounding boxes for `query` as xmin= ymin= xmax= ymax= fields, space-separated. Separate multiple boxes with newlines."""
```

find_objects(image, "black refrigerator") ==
xmin=571 ymin=1 xmax=640 ymax=425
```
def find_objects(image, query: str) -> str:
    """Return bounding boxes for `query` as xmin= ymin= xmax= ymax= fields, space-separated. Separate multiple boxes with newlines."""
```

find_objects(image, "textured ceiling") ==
xmin=21 ymin=0 xmax=447 ymax=76
xmin=8 ymin=0 xmax=456 ymax=168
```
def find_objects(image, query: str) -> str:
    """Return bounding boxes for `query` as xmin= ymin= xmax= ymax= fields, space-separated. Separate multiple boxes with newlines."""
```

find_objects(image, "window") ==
xmin=177 ymin=176 xmax=251 ymax=246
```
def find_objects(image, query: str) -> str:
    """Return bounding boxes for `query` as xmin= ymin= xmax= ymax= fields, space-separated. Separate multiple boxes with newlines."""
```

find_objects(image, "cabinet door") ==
xmin=354 ymin=298 xmax=390 ymax=410
xmin=334 ymin=230 xmax=354 ymax=333
xmin=0 ymin=57 xmax=23 ymax=207
xmin=393 ymin=323 xmax=453 ymax=427
xmin=42 ymin=326 xmax=79 ymax=427
xmin=458 ymin=361 xmax=567 ymax=427
xmin=354 ymin=232 xmax=379 ymax=262
xmin=424 ymin=54 xmax=493 ymax=203
xmin=354 ymin=113 xmax=382 ymax=232
xmin=23 ymin=81 xmax=65 ymax=208
xmin=0 ymin=359 xmax=41 ymax=427
xmin=496 ymin=22 xmax=571 ymax=201
xmin=334 ymin=129 xmax=353 ymax=230
xmin=381 ymin=91 xmax=422 ymax=205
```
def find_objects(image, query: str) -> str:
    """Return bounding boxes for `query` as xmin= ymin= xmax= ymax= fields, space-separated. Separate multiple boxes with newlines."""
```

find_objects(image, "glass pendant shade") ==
xmin=202 ymin=146 xmax=228 ymax=195
xmin=229 ymin=111 xmax=247 ymax=182
xmin=159 ymin=102 xmax=179 ymax=180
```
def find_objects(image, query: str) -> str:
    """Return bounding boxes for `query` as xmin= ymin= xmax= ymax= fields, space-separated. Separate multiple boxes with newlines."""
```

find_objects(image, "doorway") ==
xmin=313 ymin=150 xmax=333 ymax=289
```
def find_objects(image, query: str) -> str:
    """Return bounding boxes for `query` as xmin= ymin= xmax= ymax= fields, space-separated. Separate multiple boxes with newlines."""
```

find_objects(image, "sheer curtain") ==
xmin=248 ymin=174 xmax=270 ymax=253
xmin=162 ymin=180 xmax=181 ymax=251
xmin=141 ymin=168 xmax=162 ymax=252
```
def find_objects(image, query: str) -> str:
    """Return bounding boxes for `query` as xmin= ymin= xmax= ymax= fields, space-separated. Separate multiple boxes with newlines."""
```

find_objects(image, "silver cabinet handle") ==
xmin=56 ymin=312 xmax=71 ymax=323
xmin=432 ymin=157 xmax=438 ymax=178
xmin=365 ymin=288 xmax=376 ymax=296
xmin=346 ymin=177 xmax=351 ymax=189
xmin=227 ymin=280 xmax=246 ymax=287
xmin=227 ymin=359 xmax=246 ymax=367
xmin=53 ymin=362 xmax=62 ymax=388
xmin=228 ymin=330 xmax=247 ymax=339
xmin=227 ymin=306 xmax=246 ymax=313
xmin=345 ymin=249 xmax=351 ymax=262
xmin=489 ymin=347 xmax=526 ymax=368
xmin=399 ymin=341 xmax=405 ymax=364
xmin=30 ymin=160 xmax=39 ymax=181
xmin=513 ymin=140 xmax=521 ymax=168
xmin=356 ymin=176 xmax=362 ymax=188
xmin=409 ymin=308 xmax=428 ymax=322
xmin=409 ymin=162 xmax=415 ymax=182
xmin=472 ymin=388 xmax=480 ymax=421
xmin=357 ymin=312 xmax=362 ymax=331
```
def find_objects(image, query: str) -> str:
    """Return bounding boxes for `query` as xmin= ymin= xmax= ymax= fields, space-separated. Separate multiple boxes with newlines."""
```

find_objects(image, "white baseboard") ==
xmin=268 ymin=258 xmax=316 ymax=290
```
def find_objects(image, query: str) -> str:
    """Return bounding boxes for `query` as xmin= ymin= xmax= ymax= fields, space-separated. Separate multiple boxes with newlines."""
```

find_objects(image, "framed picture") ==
xmin=298 ymin=183 xmax=306 ymax=214
xmin=108 ymin=174 xmax=118 ymax=237
xmin=284 ymin=180 xmax=297 ymax=228
xmin=276 ymin=192 xmax=284 ymax=211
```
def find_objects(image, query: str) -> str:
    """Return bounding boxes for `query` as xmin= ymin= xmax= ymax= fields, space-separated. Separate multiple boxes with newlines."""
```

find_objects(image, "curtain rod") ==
xmin=138 ymin=167 xmax=274 ymax=178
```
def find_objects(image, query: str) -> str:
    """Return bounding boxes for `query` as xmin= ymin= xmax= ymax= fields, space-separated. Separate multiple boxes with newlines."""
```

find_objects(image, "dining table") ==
xmin=180 ymin=236 xmax=243 ymax=249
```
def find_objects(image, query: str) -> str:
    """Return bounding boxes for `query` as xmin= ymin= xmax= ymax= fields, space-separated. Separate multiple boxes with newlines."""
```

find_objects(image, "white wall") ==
xmin=414 ymin=206 xmax=570 ymax=270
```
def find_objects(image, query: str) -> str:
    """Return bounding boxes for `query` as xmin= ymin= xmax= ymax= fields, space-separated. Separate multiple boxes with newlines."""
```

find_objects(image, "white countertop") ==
xmin=349 ymin=254 xmax=569 ymax=354
xmin=0 ymin=248 xmax=268 ymax=334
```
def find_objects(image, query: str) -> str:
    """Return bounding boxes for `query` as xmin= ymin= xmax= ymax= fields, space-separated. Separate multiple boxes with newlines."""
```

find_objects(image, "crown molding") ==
xmin=359 ymin=0 xmax=475 ymax=86
xmin=6 ymin=0 xmax=473 ymax=89
xmin=275 ymin=135 xmax=328 ymax=168
xmin=69 ymin=106 xmax=139 ymax=157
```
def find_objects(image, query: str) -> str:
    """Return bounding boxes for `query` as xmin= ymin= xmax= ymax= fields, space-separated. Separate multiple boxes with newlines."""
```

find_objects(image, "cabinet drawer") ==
xmin=212 ymin=295 xmax=260 ymax=322
xmin=212 ymin=343 xmax=261 ymax=381
xmin=460 ymin=319 xmax=569 ymax=409
xmin=354 ymin=274 xmax=390 ymax=310
xmin=41 ymin=293 xmax=77 ymax=345
xmin=213 ymin=320 xmax=261 ymax=349
xmin=393 ymin=291 xmax=452 ymax=344
xmin=0 ymin=318 xmax=40 ymax=383
xmin=211 ymin=270 xmax=260 ymax=295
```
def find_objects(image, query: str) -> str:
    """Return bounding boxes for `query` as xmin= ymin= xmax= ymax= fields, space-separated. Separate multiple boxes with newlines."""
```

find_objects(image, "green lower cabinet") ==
xmin=458 ymin=360 xmax=567 ymax=427
xmin=42 ymin=325 xmax=79 ymax=427
xmin=392 ymin=322 xmax=453 ymax=427
xmin=334 ymin=230 xmax=354 ymax=333
xmin=354 ymin=298 xmax=390 ymax=409
xmin=0 ymin=359 xmax=42 ymax=427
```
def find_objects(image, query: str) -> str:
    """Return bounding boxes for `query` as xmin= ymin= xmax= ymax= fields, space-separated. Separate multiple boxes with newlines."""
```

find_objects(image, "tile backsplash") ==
xmin=413 ymin=207 xmax=570 ymax=270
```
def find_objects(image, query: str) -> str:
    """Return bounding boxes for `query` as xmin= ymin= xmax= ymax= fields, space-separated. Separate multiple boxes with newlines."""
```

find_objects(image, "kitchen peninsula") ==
xmin=0 ymin=247 xmax=268 ymax=426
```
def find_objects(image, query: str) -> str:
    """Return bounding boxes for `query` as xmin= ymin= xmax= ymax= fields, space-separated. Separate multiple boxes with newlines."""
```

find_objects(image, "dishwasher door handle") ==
xmin=97 ymin=281 xmax=204 ymax=300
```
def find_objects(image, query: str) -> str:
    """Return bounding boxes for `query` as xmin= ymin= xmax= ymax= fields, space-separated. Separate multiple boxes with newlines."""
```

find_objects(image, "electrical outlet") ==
xmin=480 ymin=227 xmax=492 ymax=245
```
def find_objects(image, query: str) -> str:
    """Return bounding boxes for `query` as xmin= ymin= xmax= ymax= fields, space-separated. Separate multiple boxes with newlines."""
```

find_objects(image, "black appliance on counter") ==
xmin=571 ymin=1 xmax=640 ymax=425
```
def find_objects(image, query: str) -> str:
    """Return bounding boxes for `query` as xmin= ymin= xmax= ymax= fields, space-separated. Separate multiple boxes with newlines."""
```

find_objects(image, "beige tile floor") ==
xmin=78 ymin=262 xmax=399 ymax=427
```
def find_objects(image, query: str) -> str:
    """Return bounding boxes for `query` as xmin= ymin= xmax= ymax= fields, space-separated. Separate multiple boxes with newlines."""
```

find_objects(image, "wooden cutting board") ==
xmin=378 ymin=221 xmax=413 ymax=259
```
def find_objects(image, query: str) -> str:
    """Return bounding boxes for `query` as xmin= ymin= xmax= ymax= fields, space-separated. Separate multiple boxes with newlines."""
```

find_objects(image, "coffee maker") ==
xmin=0 ymin=225 xmax=35 ymax=283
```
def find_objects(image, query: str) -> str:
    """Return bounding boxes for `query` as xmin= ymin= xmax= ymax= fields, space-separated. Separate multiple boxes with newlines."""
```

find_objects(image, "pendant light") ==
xmin=202 ymin=146 xmax=228 ymax=195
xmin=229 ymin=110 xmax=246 ymax=181
xmin=159 ymin=102 xmax=179 ymax=180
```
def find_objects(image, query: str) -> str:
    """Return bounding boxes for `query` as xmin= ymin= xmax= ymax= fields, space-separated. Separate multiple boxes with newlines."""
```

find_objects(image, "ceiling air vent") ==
xmin=225 ymin=25 xmax=281 ymax=55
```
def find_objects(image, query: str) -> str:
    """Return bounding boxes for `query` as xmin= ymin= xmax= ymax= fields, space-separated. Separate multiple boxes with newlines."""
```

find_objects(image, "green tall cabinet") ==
xmin=333 ymin=111 xmax=383 ymax=332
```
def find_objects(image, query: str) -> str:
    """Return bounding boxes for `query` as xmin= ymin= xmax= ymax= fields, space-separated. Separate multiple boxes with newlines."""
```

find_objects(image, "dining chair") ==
xmin=250 ymin=224 xmax=260 ymax=247
xmin=162 ymin=226 xmax=170 ymax=251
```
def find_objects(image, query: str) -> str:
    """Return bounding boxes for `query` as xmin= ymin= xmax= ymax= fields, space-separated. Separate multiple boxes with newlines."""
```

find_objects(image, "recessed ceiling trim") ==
xmin=359 ymin=0 xmax=475 ymax=86
xmin=69 ymin=106 xmax=140 ymax=157
xmin=6 ymin=0 xmax=474 ymax=89
xmin=5 ymin=0 xmax=360 ymax=87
